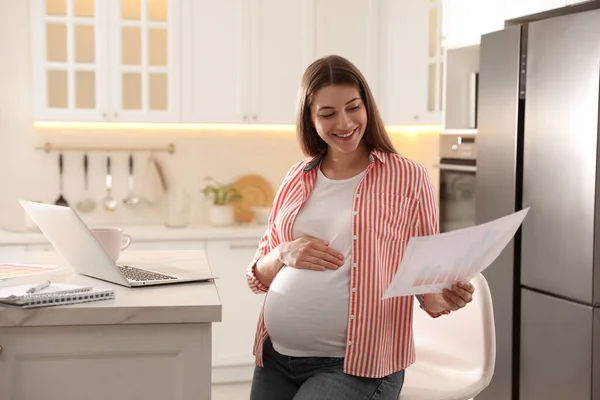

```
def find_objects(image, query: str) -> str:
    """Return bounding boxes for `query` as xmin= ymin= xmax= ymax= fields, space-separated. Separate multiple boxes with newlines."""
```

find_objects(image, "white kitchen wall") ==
xmin=0 ymin=0 xmax=440 ymax=231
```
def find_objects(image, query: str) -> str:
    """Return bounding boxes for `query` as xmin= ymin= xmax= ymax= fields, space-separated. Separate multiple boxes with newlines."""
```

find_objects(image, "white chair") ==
xmin=399 ymin=273 xmax=496 ymax=400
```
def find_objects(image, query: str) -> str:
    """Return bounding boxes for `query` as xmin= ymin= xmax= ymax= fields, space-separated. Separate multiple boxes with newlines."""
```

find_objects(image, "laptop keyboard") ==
xmin=118 ymin=265 xmax=177 ymax=282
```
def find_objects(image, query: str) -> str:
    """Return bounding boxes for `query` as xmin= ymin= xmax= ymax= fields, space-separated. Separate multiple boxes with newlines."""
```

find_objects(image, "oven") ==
xmin=434 ymin=134 xmax=477 ymax=233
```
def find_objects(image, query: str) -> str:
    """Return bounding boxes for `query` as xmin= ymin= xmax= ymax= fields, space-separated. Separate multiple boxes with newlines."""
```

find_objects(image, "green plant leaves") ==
xmin=201 ymin=177 xmax=242 ymax=205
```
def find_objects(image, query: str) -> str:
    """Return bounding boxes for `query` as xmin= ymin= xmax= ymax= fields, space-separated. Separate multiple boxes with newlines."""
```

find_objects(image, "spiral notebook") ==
xmin=0 ymin=283 xmax=115 ymax=308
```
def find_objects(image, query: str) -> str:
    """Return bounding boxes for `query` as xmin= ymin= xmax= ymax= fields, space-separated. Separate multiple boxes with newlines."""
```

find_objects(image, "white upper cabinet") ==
xmin=250 ymin=0 xmax=315 ymax=124
xmin=181 ymin=0 xmax=247 ymax=124
xmin=30 ymin=0 xmax=180 ymax=122
xmin=382 ymin=0 xmax=443 ymax=125
xmin=505 ymin=0 xmax=567 ymax=20
xmin=442 ymin=0 xmax=506 ymax=50
xmin=31 ymin=0 xmax=444 ymax=126
xmin=313 ymin=0 xmax=381 ymax=101
xmin=182 ymin=0 xmax=314 ymax=124
xmin=30 ymin=0 xmax=108 ymax=121
xmin=107 ymin=0 xmax=180 ymax=122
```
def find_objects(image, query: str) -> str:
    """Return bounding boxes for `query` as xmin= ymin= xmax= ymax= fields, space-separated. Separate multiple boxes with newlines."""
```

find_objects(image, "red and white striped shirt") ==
xmin=246 ymin=148 xmax=447 ymax=378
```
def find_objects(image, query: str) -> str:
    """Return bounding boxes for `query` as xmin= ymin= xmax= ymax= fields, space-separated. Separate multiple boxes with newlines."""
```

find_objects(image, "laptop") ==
xmin=18 ymin=200 xmax=217 ymax=287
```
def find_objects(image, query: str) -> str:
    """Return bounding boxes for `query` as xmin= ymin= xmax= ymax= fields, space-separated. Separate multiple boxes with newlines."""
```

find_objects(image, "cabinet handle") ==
xmin=252 ymin=115 xmax=257 ymax=121
xmin=114 ymin=113 xmax=119 ymax=119
xmin=0 ymin=345 xmax=3 ymax=355
xmin=413 ymin=114 xmax=420 ymax=120
xmin=102 ymin=112 xmax=107 ymax=119
xmin=242 ymin=115 xmax=248 ymax=121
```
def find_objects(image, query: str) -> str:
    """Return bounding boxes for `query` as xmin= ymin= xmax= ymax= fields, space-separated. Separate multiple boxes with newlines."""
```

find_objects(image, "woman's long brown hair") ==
xmin=296 ymin=55 xmax=397 ymax=157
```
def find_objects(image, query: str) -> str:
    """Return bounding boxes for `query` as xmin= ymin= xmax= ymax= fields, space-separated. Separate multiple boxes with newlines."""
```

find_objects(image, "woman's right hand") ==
xmin=277 ymin=237 xmax=345 ymax=271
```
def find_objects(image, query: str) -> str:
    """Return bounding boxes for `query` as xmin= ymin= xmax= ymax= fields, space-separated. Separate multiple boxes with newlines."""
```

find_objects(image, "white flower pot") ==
xmin=209 ymin=205 xmax=235 ymax=226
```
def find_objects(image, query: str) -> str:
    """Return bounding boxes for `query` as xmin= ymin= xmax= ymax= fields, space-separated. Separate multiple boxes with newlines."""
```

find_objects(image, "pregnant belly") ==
xmin=263 ymin=265 xmax=351 ymax=357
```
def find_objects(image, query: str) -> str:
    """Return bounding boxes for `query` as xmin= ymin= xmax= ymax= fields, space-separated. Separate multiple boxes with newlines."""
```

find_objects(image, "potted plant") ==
xmin=201 ymin=177 xmax=242 ymax=226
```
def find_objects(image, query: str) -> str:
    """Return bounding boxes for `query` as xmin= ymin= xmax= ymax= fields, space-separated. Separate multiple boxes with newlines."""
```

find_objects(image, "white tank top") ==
xmin=263 ymin=167 xmax=365 ymax=357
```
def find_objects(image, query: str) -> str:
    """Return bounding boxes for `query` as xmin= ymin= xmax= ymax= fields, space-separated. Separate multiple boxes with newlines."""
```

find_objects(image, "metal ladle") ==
xmin=76 ymin=154 xmax=96 ymax=213
xmin=123 ymin=154 xmax=140 ymax=206
xmin=103 ymin=155 xmax=118 ymax=212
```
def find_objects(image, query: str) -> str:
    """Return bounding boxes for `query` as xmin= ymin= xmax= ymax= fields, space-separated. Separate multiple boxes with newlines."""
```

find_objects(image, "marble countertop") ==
xmin=0 ymin=223 xmax=267 ymax=246
xmin=0 ymin=250 xmax=222 ymax=328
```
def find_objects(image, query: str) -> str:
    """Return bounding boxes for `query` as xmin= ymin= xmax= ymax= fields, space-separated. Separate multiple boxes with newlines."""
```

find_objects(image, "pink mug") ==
xmin=90 ymin=228 xmax=132 ymax=262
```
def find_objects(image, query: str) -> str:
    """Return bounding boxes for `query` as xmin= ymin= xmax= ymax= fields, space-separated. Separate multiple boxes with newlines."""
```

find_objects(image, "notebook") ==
xmin=0 ymin=283 xmax=115 ymax=308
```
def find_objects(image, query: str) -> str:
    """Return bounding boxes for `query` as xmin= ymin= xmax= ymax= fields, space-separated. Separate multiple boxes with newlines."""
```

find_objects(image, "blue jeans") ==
xmin=250 ymin=338 xmax=405 ymax=400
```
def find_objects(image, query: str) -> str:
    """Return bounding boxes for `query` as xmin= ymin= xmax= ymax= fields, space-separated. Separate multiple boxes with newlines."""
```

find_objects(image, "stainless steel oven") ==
xmin=435 ymin=134 xmax=477 ymax=233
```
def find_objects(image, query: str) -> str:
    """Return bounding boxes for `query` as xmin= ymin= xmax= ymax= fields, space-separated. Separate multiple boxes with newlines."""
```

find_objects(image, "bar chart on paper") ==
xmin=383 ymin=208 xmax=530 ymax=298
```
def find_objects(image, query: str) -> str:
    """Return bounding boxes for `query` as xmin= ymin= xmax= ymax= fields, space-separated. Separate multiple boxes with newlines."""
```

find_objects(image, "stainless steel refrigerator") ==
xmin=475 ymin=7 xmax=600 ymax=400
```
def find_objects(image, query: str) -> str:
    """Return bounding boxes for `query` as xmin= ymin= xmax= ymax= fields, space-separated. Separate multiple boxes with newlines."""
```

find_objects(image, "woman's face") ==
xmin=310 ymin=84 xmax=368 ymax=156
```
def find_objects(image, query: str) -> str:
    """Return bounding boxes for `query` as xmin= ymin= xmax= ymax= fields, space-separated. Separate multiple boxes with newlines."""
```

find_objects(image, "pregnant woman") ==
xmin=246 ymin=55 xmax=475 ymax=400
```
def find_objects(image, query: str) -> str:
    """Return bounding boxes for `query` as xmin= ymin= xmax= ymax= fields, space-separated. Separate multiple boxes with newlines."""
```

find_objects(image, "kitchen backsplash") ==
xmin=0 ymin=128 xmax=440 ymax=231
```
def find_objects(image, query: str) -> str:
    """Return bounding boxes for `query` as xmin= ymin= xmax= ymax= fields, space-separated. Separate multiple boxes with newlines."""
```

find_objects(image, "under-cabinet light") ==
xmin=33 ymin=121 xmax=442 ymax=133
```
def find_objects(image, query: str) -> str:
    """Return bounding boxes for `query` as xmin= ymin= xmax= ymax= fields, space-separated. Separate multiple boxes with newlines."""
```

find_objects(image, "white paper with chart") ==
xmin=383 ymin=207 xmax=530 ymax=299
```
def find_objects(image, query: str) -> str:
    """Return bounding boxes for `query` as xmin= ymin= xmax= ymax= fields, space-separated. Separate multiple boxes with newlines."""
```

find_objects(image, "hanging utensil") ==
xmin=103 ymin=155 xmax=118 ymax=212
xmin=76 ymin=154 xmax=96 ymax=213
xmin=123 ymin=154 xmax=140 ymax=206
xmin=54 ymin=153 xmax=69 ymax=207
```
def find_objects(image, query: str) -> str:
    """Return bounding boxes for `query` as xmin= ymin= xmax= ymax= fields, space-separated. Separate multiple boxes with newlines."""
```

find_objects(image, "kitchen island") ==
xmin=0 ymin=250 xmax=221 ymax=400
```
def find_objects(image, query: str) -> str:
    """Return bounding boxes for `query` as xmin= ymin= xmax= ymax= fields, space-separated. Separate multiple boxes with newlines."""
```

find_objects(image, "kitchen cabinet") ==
xmin=0 ymin=323 xmax=211 ymax=399
xmin=250 ymin=0 xmax=315 ymax=124
xmin=182 ymin=0 xmax=383 ymax=125
xmin=204 ymin=239 xmax=264 ymax=383
xmin=505 ymin=0 xmax=567 ymax=19
xmin=182 ymin=0 xmax=314 ymax=124
xmin=442 ymin=0 xmax=506 ymax=49
xmin=30 ymin=0 xmax=442 ymax=126
xmin=30 ymin=0 xmax=180 ymax=122
xmin=314 ymin=0 xmax=382 ymax=102
xmin=382 ymin=0 xmax=443 ymax=125
xmin=180 ymin=0 xmax=246 ymax=124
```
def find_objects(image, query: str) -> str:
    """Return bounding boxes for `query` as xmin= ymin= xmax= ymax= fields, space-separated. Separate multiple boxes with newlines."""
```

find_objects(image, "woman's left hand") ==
xmin=423 ymin=281 xmax=475 ymax=313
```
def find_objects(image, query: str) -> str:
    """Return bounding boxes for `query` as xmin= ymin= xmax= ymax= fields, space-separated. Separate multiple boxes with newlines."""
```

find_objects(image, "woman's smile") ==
xmin=332 ymin=127 xmax=358 ymax=140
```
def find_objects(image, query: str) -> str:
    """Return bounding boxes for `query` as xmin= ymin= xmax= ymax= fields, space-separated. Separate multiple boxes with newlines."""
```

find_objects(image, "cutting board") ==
xmin=229 ymin=175 xmax=275 ymax=223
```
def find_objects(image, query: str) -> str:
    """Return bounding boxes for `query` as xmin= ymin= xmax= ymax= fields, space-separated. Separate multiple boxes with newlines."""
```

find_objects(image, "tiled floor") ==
xmin=212 ymin=382 xmax=252 ymax=400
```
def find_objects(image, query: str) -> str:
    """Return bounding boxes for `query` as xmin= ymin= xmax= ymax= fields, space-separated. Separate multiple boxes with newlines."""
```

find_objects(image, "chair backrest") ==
xmin=412 ymin=273 xmax=496 ymax=378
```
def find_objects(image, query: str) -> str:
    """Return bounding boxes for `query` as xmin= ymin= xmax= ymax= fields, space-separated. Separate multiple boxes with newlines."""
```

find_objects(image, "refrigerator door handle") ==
xmin=468 ymin=72 xmax=479 ymax=128
xmin=434 ymin=163 xmax=477 ymax=172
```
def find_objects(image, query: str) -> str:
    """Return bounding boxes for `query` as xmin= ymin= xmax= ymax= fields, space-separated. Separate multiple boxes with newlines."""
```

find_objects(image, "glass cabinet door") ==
xmin=31 ymin=0 xmax=108 ymax=121
xmin=427 ymin=0 xmax=444 ymax=121
xmin=383 ymin=0 xmax=443 ymax=125
xmin=108 ymin=0 xmax=180 ymax=122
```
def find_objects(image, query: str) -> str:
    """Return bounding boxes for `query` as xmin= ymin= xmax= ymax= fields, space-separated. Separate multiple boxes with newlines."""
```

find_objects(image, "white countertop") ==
xmin=0 ymin=250 xmax=222 ymax=328
xmin=0 ymin=223 xmax=267 ymax=246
